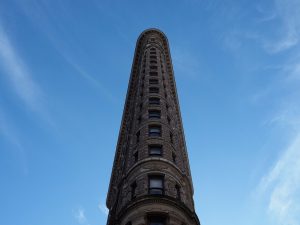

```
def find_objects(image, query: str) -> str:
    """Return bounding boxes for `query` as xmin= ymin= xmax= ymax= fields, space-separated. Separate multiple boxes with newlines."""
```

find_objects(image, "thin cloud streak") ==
xmin=0 ymin=108 xmax=28 ymax=175
xmin=98 ymin=202 xmax=108 ymax=216
xmin=0 ymin=24 xmax=43 ymax=112
xmin=73 ymin=207 xmax=90 ymax=225
xmin=172 ymin=46 xmax=201 ymax=78
xmin=259 ymin=133 xmax=300 ymax=225
xmin=263 ymin=0 xmax=300 ymax=53
xmin=18 ymin=0 xmax=117 ymax=104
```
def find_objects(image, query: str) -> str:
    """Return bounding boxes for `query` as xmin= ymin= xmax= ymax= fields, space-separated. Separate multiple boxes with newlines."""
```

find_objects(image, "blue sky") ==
xmin=0 ymin=0 xmax=300 ymax=225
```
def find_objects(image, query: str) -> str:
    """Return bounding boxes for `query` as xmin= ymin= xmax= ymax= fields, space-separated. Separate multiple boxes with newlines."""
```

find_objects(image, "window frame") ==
xmin=149 ymin=144 xmax=163 ymax=156
xmin=148 ymin=110 xmax=161 ymax=119
xmin=136 ymin=131 xmax=140 ymax=143
xmin=131 ymin=181 xmax=137 ymax=200
xmin=149 ymin=125 xmax=162 ymax=137
xmin=149 ymin=78 xmax=159 ymax=85
xmin=149 ymin=87 xmax=159 ymax=94
xmin=149 ymin=71 xmax=158 ymax=76
xmin=148 ymin=175 xmax=164 ymax=195
xmin=149 ymin=97 xmax=160 ymax=105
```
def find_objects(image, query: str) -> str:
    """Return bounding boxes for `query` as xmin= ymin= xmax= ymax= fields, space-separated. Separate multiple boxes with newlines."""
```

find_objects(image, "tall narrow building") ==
xmin=106 ymin=29 xmax=200 ymax=225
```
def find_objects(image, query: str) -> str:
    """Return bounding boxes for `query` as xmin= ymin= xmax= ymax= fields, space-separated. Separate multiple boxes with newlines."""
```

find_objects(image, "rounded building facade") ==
xmin=106 ymin=29 xmax=200 ymax=225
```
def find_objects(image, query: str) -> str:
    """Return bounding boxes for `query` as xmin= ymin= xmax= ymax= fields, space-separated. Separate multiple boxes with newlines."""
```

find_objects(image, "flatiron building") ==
xmin=106 ymin=29 xmax=200 ymax=225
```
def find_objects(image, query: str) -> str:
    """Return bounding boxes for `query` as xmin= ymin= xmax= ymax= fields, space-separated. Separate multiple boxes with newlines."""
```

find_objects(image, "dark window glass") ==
xmin=150 ymin=60 xmax=157 ymax=64
xmin=170 ymin=132 xmax=173 ymax=143
xmin=150 ymin=65 xmax=158 ymax=70
xmin=134 ymin=151 xmax=138 ymax=163
xmin=149 ymin=145 xmax=162 ymax=156
xmin=149 ymin=97 xmax=160 ymax=105
xmin=175 ymin=185 xmax=181 ymax=200
xmin=167 ymin=116 xmax=171 ymax=125
xmin=149 ymin=110 xmax=161 ymax=119
xmin=138 ymin=115 xmax=142 ymax=124
xmin=149 ymin=125 xmax=161 ymax=137
xmin=150 ymin=48 xmax=156 ymax=51
xmin=149 ymin=176 xmax=164 ymax=195
xmin=149 ymin=87 xmax=159 ymax=94
xmin=149 ymin=79 xmax=158 ymax=85
xmin=172 ymin=152 xmax=176 ymax=164
xmin=150 ymin=71 xmax=158 ymax=76
xmin=125 ymin=222 xmax=132 ymax=225
xmin=150 ymin=55 xmax=156 ymax=59
xmin=136 ymin=131 xmax=140 ymax=143
xmin=131 ymin=182 xmax=137 ymax=199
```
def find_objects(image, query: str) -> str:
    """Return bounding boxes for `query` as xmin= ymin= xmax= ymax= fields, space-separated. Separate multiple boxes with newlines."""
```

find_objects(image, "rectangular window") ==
xmin=150 ymin=60 xmax=157 ymax=64
xmin=131 ymin=182 xmax=137 ymax=200
xmin=149 ymin=175 xmax=164 ymax=195
xmin=150 ymin=71 xmax=158 ymax=76
xmin=172 ymin=152 xmax=176 ymax=164
xmin=149 ymin=145 xmax=162 ymax=156
xmin=149 ymin=97 xmax=160 ymax=105
xmin=140 ymin=102 xmax=143 ymax=111
xmin=149 ymin=79 xmax=158 ymax=85
xmin=150 ymin=55 xmax=156 ymax=59
xmin=150 ymin=65 xmax=158 ymax=70
xmin=149 ymin=87 xmax=159 ymax=94
xmin=134 ymin=151 xmax=138 ymax=163
xmin=136 ymin=131 xmax=140 ymax=143
xmin=175 ymin=184 xmax=181 ymax=200
xmin=149 ymin=125 xmax=161 ymax=137
xmin=149 ymin=110 xmax=161 ymax=119
xmin=148 ymin=216 xmax=165 ymax=225
xmin=170 ymin=132 xmax=173 ymax=143
xmin=167 ymin=116 xmax=171 ymax=125
xmin=138 ymin=115 xmax=142 ymax=124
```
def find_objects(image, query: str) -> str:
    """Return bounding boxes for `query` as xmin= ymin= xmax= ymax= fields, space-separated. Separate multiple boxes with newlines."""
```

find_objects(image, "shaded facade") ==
xmin=106 ymin=29 xmax=200 ymax=225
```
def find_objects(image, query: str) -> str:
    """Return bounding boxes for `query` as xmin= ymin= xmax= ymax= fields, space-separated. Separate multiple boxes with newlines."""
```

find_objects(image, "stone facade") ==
xmin=106 ymin=29 xmax=200 ymax=225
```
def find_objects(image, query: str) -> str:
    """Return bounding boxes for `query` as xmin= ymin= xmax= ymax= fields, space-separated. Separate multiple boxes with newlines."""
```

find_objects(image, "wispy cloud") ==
xmin=62 ymin=55 xmax=117 ymax=104
xmin=258 ymin=133 xmax=300 ymax=225
xmin=256 ymin=53 xmax=300 ymax=225
xmin=73 ymin=207 xmax=90 ymax=225
xmin=0 ymin=23 xmax=44 ymax=113
xmin=98 ymin=202 xmax=108 ymax=216
xmin=262 ymin=0 xmax=300 ymax=53
xmin=0 ymin=108 xmax=28 ymax=175
xmin=17 ymin=0 xmax=117 ymax=104
xmin=172 ymin=46 xmax=201 ymax=78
